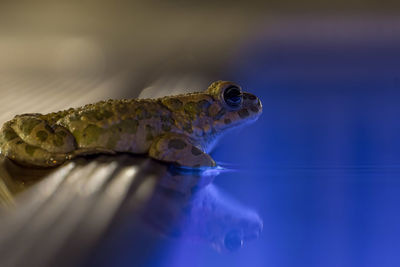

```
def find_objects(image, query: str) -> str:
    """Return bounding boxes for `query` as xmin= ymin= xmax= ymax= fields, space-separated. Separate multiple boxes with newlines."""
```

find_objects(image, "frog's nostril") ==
xmin=248 ymin=94 xmax=257 ymax=101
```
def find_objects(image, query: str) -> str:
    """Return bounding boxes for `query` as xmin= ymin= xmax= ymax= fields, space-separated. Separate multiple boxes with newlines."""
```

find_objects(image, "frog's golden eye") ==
xmin=223 ymin=85 xmax=243 ymax=109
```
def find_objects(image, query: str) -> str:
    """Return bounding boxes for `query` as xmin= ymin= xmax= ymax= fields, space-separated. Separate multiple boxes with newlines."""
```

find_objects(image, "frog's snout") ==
xmin=256 ymin=98 xmax=262 ymax=113
xmin=242 ymin=92 xmax=262 ymax=116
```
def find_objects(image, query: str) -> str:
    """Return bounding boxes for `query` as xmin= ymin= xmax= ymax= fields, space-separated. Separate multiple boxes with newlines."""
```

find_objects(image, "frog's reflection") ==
xmin=142 ymin=166 xmax=263 ymax=252
xmin=0 ymin=154 xmax=263 ymax=254
xmin=0 ymin=155 xmax=57 ymax=207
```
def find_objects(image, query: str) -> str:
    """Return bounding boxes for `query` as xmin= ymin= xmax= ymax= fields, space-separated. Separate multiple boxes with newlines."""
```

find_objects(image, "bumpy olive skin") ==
xmin=0 ymin=81 xmax=262 ymax=168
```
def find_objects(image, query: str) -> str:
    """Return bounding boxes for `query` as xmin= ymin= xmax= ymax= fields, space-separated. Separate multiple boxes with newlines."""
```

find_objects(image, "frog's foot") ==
xmin=11 ymin=114 xmax=77 ymax=154
xmin=0 ymin=117 xmax=73 ymax=167
xmin=149 ymin=133 xmax=216 ymax=168
xmin=1 ymin=133 xmax=68 ymax=167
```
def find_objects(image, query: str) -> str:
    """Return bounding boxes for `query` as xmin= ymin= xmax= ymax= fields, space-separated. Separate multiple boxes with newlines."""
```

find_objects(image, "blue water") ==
xmin=91 ymin=39 xmax=400 ymax=267
xmin=165 ymin=42 xmax=400 ymax=266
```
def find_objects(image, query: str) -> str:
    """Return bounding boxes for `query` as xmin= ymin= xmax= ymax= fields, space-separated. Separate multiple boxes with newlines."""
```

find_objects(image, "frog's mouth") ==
xmin=223 ymin=106 xmax=262 ymax=129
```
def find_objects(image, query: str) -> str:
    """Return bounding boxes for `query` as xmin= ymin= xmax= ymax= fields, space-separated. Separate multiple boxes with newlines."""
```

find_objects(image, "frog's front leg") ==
xmin=149 ymin=133 xmax=216 ymax=168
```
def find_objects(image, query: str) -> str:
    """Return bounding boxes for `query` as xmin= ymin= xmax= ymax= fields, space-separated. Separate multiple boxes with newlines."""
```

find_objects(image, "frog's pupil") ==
xmin=224 ymin=230 xmax=243 ymax=251
xmin=224 ymin=86 xmax=242 ymax=108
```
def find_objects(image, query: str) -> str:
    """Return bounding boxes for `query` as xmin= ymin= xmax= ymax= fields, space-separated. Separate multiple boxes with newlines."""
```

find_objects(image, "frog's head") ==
xmin=206 ymin=81 xmax=262 ymax=131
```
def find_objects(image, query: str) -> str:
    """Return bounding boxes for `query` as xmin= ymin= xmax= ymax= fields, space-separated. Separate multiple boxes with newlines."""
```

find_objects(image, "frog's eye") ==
xmin=224 ymin=230 xmax=243 ymax=251
xmin=223 ymin=85 xmax=242 ymax=109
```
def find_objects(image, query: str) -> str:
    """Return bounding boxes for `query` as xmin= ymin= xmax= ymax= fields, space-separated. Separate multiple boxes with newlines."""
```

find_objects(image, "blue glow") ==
xmin=162 ymin=37 xmax=400 ymax=267
xmin=91 ymin=27 xmax=400 ymax=267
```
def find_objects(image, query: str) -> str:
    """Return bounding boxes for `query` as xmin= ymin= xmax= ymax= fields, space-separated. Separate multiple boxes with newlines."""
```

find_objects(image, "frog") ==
xmin=0 ymin=81 xmax=262 ymax=168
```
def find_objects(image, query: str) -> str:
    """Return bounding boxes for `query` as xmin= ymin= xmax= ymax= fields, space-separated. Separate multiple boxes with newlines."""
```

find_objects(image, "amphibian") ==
xmin=0 ymin=81 xmax=262 ymax=168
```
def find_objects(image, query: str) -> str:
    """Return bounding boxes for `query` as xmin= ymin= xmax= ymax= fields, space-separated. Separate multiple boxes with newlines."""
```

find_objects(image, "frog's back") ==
xmin=0 ymin=98 xmax=175 ymax=166
xmin=58 ymin=98 xmax=172 ymax=153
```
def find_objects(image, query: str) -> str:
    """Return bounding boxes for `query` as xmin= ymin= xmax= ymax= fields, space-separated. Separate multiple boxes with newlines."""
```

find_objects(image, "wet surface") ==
xmin=0 ymin=154 xmax=263 ymax=267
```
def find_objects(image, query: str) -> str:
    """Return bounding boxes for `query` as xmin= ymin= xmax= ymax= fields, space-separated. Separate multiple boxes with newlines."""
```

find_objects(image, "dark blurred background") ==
xmin=1 ymin=1 xmax=400 ymax=267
